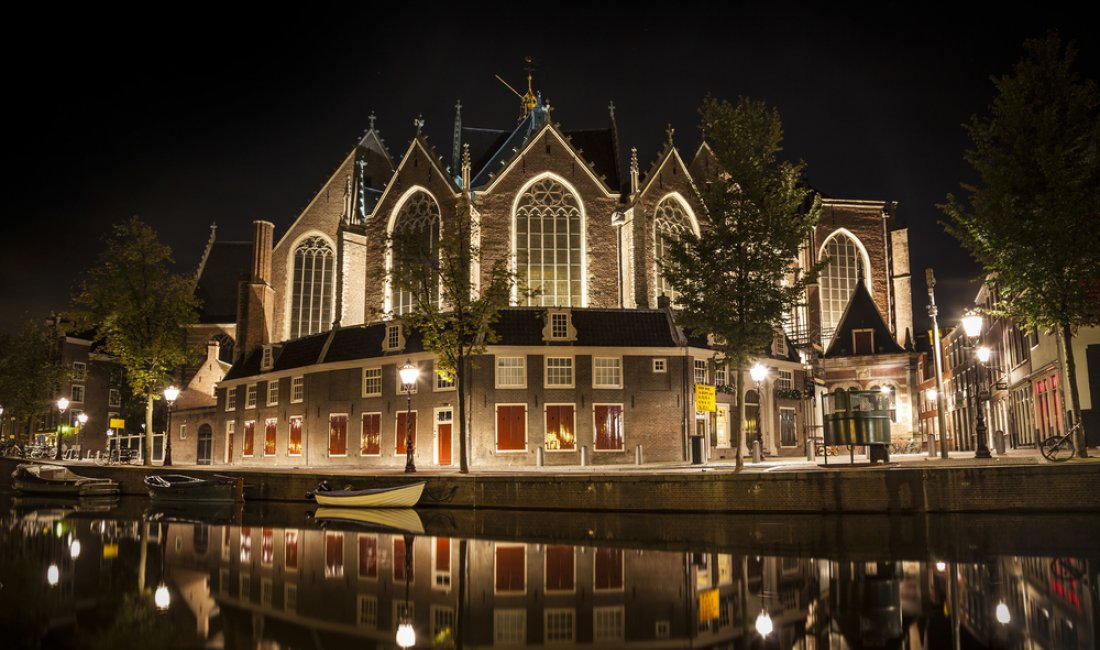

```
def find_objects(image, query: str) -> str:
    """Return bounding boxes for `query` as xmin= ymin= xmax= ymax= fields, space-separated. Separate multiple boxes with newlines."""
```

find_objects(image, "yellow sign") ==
xmin=110 ymin=418 xmax=126 ymax=429
xmin=695 ymin=384 xmax=716 ymax=412
xmin=698 ymin=588 xmax=720 ymax=622
xmin=103 ymin=543 xmax=119 ymax=559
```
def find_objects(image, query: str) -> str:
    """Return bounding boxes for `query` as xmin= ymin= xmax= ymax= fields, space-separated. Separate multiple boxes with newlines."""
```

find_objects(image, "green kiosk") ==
xmin=821 ymin=388 xmax=892 ymax=464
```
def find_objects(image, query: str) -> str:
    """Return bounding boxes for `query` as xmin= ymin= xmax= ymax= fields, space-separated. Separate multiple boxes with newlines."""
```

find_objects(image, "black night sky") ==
xmin=4 ymin=4 xmax=1096 ymax=339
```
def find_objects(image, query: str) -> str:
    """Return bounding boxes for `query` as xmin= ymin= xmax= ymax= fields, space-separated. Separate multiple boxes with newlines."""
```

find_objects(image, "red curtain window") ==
xmin=594 ymin=547 xmax=623 ymax=590
xmin=264 ymin=419 xmax=277 ymax=456
xmin=261 ymin=528 xmax=274 ymax=565
xmin=288 ymin=417 xmax=302 ymax=456
xmin=393 ymin=536 xmax=414 ymax=582
xmin=240 ymin=527 xmax=252 ymax=563
xmin=495 ymin=545 xmax=526 ymax=593
xmin=243 ymin=421 xmax=255 ymax=457
xmin=545 ymin=405 xmax=576 ymax=450
xmin=325 ymin=532 xmax=343 ymax=578
xmin=358 ymin=535 xmax=378 ymax=578
xmin=396 ymin=412 xmax=417 ymax=455
xmin=545 ymin=545 xmax=574 ymax=591
xmin=284 ymin=530 xmax=299 ymax=570
xmin=329 ymin=414 xmax=348 ymax=456
xmin=594 ymin=405 xmax=623 ymax=450
xmin=496 ymin=405 xmax=526 ymax=451
xmin=361 ymin=413 xmax=381 ymax=455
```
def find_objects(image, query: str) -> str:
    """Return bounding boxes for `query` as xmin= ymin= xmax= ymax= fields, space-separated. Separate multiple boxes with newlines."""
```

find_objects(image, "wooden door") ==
xmin=436 ymin=409 xmax=452 ymax=465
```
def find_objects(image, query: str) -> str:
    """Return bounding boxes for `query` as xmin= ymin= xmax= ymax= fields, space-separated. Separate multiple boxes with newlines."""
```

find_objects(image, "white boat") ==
xmin=308 ymin=481 xmax=425 ymax=508
xmin=313 ymin=507 xmax=425 ymax=534
xmin=11 ymin=463 xmax=120 ymax=497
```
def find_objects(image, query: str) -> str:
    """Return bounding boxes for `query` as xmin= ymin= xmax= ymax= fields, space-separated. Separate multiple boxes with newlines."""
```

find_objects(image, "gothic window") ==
xmin=654 ymin=198 xmax=692 ymax=304
xmin=819 ymin=231 xmax=868 ymax=346
xmin=515 ymin=178 xmax=583 ymax=306
xmin=391 ymin=191 xmax=441 ymax=316
xmin=290 ymin=236 xmax=334 ymax=339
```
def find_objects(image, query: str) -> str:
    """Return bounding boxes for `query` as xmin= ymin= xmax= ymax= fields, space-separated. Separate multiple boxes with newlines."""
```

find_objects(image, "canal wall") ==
xmin=5 ymin=458 xmax=1099 ymax=514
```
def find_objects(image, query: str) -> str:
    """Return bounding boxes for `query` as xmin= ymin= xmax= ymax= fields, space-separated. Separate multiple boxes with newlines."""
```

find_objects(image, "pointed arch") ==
xmin=385 ymin=186 xmax=441 ymax=316
xmin=286 ymin=231 xmax=336 ymax=340
xmin=652 ymin=192 xmax=700 ymax=305
xmin=818 ymin=228 xmax=872 ymax=346
xmin=511 ymin=172 xmax=587 ymax=307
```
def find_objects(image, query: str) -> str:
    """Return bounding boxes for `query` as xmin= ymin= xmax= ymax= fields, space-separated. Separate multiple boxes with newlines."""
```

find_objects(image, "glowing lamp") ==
xmin=396 ymin=622 xmax=416 ymax=648
xmin=926 ymin=388 xmax=938 ymax=402
xmin=996 ymin=601 xmax=1011 ymax=625
xmin=749 ymin=363 xmax=768 ymax=384
xmin=69 ymin=539 xmax=81 ymax=560
xmin=976 ymin=346 xmax=991 ymax=363
xmin=47 ymin=564 xmax=59 ymax=587
xmin=163 ymin=386 xmax=180 ymax=404
xmin=57 ymin=398 xmax=69 ymax=413
xmin=755 ymin=609 xmax=773 ymax=636
xmin=155 ymin=583 xmax=171 ymax=610
xmin=399 ymin=361 xmax=419 ymax=387
xmin=961 ymin=311 xmax=983 ymax=338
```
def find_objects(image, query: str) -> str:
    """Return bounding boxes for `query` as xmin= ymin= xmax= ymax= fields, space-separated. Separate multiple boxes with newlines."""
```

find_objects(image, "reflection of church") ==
xmin=173 ymin=81 xmax=917 ymax=468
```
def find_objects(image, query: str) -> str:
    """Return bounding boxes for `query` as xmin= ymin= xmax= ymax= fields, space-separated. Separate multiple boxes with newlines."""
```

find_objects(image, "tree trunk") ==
xmin=456 ymin=352 xmax=470 ymax=473
xmin=1061 ymin=324 xmax=1087 ymax=458
xmin=734 ymin=359 xmax=745 ymax=471
xmin=143 ymin=393 xmax=154 ymax=466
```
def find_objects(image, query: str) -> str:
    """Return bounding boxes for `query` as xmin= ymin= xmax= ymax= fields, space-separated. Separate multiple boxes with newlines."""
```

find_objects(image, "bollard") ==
xmin=805 ymin=440 xmax=815 ymax=461
xmin=536 ymin=446 xmax=544 ymax=467
xmin=580 ymin=445 xmax=588 ymax=467
xmin=993 ymin=430 xmax=1006 ymax=455
xmin=635 ymin=445 xmax=644 ymax=466
xmin=752 ymin=440 xmax=762 ymax=463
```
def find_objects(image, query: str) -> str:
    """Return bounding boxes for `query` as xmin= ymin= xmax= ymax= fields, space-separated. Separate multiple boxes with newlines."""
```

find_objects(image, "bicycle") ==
xmin=95 ymin=446 xmax=140 ymax=466
xmin=1039 ymin=421 xmax=1083 ymax=462
xmin=889 ymin=439 xmax=922 ymax=455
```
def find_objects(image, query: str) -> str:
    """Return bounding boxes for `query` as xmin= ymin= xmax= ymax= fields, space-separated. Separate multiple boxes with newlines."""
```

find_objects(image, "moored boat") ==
xmin=144 ymin=474 xmax=244 ymax=502
xmin=308 ymin=481 xmax=425 ymax=508
xmin=11 ymin=463 xmax=120 ymax=497
xmin=313 ymin=507 xmax=425 ymax=534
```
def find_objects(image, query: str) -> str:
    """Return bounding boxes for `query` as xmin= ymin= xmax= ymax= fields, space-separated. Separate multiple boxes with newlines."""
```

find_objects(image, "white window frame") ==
xmin=777 ymin=369 xmax=794 ymax=390
xmin=434 ymin=367 xmax=455 ymax=391
xmin=242 ymin=420 xmax=256 ymax=458
xmin=226 ymin=387 xmax=237 ymax=411
xmin=261 ymin=346 xmax=273 ymax=371
xmin=360 ymin=412 xmax=382 ymax=457
xmin=245 ymin=384 xmax=257 ymax=409
xmin=287 ymin=415 xmax=303 ymax=457
xmin=225 ymin=421 xmax=235 ymax=462
xmin=494 ymin=609 xmax=527 ymax=645
xmin=545 ymin=356 xmax=575 ymax=388
xmin=384 ymin=323 xmax=401 ymax=352
xmin=593 ymin=606 xmax=626 ymax=643
xmin=544 ymin=403 xmax=577 ymax=453
xmin=267 ymin=380 xmax=279 ymax=406
xmin=592 ymin=357 xmax=623 ymax=389
xmin=179 ymin=423 xmax=187 ymax=440
xmin=780 ymin=406 xmax=798 ymax=447
xmin=109 ymin=388 xmax=121 ymax=408
xmin=715 ymin=365 xmax=728 ymax=386
xmin=263 ymin=417 xmax=277 ymax=457
xmin=653 ymin=358 xmax=667 ymax=373
xmin=362 ymin=367 xmax=382 ymax=397
xmin=394 ymin=410 xmax=417 ymax=457
xmin=852 ymin=327 xmax=875 ymax=354
xmin=495 ymin=356 xmax=526 ymax=389
xmin=356 ymin=594 xmax=378 ymax=628
xmin=328 ymin=413 xmax=349 ymax=458
xmin=290 ymin=376 xmax=304 ymax=403
xmin=70 ymin=384 xmax=84 ymax=403
xmin=544 ymin=608 xmax=576 ymax=644
xmin=694 ymin=359 xmax=708 ymax=385
xmin=550 ymin=312 xmax=569 ymax=339
xmin=72 ymin=361 xmax=87 ymax=381
xmin=357 ymin=532 xmax=379 ymax=581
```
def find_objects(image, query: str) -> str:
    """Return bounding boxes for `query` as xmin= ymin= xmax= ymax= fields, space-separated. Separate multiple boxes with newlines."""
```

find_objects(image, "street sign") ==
xmin=695 ymin=384 xmax=716 ymax=412
xmin=110 ymin=418 xmax=125 ymax=429
xmin=698 ymin=588 xmax=720 ymax=622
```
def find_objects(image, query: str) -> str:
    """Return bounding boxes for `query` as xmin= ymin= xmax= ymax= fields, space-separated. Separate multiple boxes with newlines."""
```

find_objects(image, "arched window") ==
xmin=654 ymin=198 xmax=693 ymax=303
xmin=515 ymin=177 xmax=583 ymax=306
xmin=290 ymin=235 xmax=334 ymax=339
xmin=390 ymin=191 xmax=441 ymax=316
xmin=819 ymin=231 xmax=868 ymax=346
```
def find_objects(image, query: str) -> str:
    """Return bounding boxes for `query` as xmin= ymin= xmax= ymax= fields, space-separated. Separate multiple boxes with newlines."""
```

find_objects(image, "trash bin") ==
xmin=993 ymin=430 xmax=1006 ymax=455
xmin=690 ymin=435 xmax=705 ymax=465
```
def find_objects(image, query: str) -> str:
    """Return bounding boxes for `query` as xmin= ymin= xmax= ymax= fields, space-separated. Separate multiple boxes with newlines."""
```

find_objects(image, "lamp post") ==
xmin=162 ymin=386 xmax=180 ymax=467
xmin=55 ymin=397 xmax=69 ymax=460
xmin=399 ymin=361 xmax=419 ymax=473
xmin=961 ymin=311 xmax=993 ymax=459
xmin=750 ymin=362 xmax=768 ymax=459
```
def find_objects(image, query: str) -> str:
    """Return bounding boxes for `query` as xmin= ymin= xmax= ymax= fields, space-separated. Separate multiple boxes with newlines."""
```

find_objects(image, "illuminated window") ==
xmin=545 ymin=357 xmax=574 ymax=388
xmin=242 ymin=420 xmax=255 ymax=457
xmin=264 ymin=418 xmax=276 ymax=456
xmin=516 ymin=177 xmax=583 ymax=306
xmin=545 ymin=404 xmax=576 ymax=451
xmin=363 ymin=368 xmax=382 ymax=397
xmin=593 ymin=358 xmax=622 ymax=389
xmin=545 ymin=609 xmax=576 ymax=643
xmin=288 ymin=416 xmax=302 ymax=456
xmin=290 ymin=376 xmax=304 ymax=403
xmin=290 ymin=235 xmax=334 ymax=339
xmin=245 ymin=384 xmax=257 ymax=409
xmin=361 ymin=413 xmax=381 ymax=456
xmin=654 ymin=197 xmax=692 ymax=303
xmin=226 ymin=387 xmax=236 ymax=411
xmin=694 ymin=360 xmax=707 ymax=385
xmin=820 ymin=231 xmax=868 ymax=346
xmin=496 ymin=357 xmax=526 ymax=388
xmin=550 ymin=312 xmax=569 ymax=338
xmin=391 ymin=191 xmax=441 ymax=316
xmin=267 ymin=380 xmax=279 ymax=406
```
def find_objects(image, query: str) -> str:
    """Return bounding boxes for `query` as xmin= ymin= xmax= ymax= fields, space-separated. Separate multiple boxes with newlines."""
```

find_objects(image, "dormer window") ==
xmin=261 ymin=345 xmax=274 ymax=371
xmin=853 ymin=329 xmax=874 ymax=355
xmin=542 ymin=309 xmax=576 ymax=342
xmin=383 ymin=323 xmax=404 ymax=352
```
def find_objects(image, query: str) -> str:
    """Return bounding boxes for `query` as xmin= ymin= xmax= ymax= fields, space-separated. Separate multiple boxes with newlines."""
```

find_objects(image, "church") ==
xmin=170 ymin=82 xmax=917 ymax=469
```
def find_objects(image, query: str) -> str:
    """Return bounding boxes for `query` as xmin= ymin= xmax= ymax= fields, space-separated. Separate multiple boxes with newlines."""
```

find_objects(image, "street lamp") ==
xmin=399 ymin=361 xmax=419 ymax=473
xmin=163 ymin=386 xmax=180 ymax=467
xmin=750 ymin=362 xmax=768 ymax=459
xmin=55 ymin=397 xmax=69 ymax=460
xmin=960 ymin=311 xmax=992 ymax=459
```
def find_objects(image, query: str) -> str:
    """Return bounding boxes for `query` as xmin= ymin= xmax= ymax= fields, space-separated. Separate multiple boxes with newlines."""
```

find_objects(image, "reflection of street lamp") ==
xmin=162 ymin=386 xmax=180 ymax=467
xmin=395 ymin=533 xmax=416 ymax=648
xmin=995 ymin=601 xmax=1011 ymax=625
xmin=398 ymin=361 xmax=418 ymax=473
xmin=47 ymin=563 xmax=59 ymax=587
xmin=55 ymin=398 xmax=69 ymax=460
xmin=755 ymin=609 xmax=773 ymax=636
xmin=750 ymin=363 xmax=768 ymax=457
xmin=69 ymin=538 xmax=81 ymax=560
xmin=76 ymin=413 xmax=88 ymax=457
xmin=154 ymin=582 xmax=171 ymax=611
xmin=961 ymin=311 xmax=992 ymax=459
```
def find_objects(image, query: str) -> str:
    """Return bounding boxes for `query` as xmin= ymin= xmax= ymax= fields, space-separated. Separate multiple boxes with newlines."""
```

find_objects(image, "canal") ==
xmin=0 ymin=493 xmax=1096 ymax=649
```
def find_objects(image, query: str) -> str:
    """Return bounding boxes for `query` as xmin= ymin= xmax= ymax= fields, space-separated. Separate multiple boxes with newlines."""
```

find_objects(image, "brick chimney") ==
xmin=235 ymin=221 xmax=275 ymax=362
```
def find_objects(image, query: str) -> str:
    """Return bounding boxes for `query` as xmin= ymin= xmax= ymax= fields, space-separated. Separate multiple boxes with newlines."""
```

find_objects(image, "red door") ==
xmin=227 ymin=429 xmax=234 ymax=464
xmin=437 ymin=409 xmax=452 ymax=465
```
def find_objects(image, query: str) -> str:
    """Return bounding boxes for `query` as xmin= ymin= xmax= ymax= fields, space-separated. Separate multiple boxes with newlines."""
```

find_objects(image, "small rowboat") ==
xmin=313 ymin=507 xmax=425 ymax=534
xmin=11 ymin=464 xmax=120 ymax=497
xmin=144 ymin=474 xmax=244 ymax=502
xmin=308 ymin=481 xmax=425 ymax=508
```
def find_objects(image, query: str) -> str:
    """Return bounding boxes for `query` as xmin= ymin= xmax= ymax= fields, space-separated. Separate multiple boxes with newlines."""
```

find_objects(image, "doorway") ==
xmin=435 ymin=408 xmax=453 ymax=466
xmin=197 ymin=424 xmax=213 ymax=465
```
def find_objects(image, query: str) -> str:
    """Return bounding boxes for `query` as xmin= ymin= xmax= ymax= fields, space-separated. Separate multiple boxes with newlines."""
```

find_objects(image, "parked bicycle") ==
xmin=815 ymin=443 xmax=840 ymax=457
xmin=1039 ymin=421 xmax=1083 ymax=462
xmin=95 ymin=446 xmax=140 ymax=466
xmin=888 ymin=439 xmax=922 ymax=455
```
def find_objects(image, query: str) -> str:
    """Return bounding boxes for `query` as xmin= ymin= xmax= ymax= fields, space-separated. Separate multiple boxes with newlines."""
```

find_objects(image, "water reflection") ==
xmin=0 ymin=497 xmax=1096 ymax=649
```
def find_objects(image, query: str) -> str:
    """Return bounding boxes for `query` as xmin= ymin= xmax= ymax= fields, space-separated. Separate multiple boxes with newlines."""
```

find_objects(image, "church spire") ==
xmin=629 ymin=147 xmax=640 ymax=197
xmin=451 ymin=100 xmax=462 ymax=173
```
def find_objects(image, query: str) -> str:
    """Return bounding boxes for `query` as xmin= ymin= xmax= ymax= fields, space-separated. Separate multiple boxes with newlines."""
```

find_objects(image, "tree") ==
xmin=71 ymin=217 xmax=199 ymax=465
xmin=0 ymin=319 xmax=64 ymax=445
xmin=662 ymin=96 xmax=822 ymax=470
xmin=389 ymin=156 xmax=518 ymax=473
xmin=942 ymin=33 xmax=1100 ymax=458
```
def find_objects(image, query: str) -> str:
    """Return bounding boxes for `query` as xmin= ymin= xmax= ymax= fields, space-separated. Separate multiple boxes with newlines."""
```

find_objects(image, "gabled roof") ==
xmin=561 ymin=128 xmax=620 ymax=192
xmin=194 ymin=241 xmax=251 ymax=324
xmin=460 ymin=127 xmax=511 ymax=180
xmin=470 ymin=107 xmax=548 ymax=189
xmin=824 ymin=279 xmax=904 ymax=357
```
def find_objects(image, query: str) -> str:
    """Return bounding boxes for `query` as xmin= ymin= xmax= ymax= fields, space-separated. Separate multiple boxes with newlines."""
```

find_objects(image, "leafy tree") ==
xmin=0 ymin=319 xmax=64 ymax=445
xmin=662 ymin=96 xmax=822 ymax=470
xmin=942 ymin=33 xmax=1100 ymax=458
xmin=389 ymin=156 xmax=518 ymax=473
xmin=71 ymin=217 xmax=199 ymax=465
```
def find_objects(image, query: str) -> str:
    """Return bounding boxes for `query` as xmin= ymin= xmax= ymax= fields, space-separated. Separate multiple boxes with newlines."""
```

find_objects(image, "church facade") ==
xmin=173 ymin=96 xmax=917 ymax=469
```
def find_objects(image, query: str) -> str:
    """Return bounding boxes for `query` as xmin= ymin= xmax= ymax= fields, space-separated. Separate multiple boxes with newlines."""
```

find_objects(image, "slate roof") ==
xmin=824 ymin=279 xmax=904 ymax=357
xmin=563 ymin=128 xmax=620 ymax=192
xmin=194 ymin=242 xmax=250 ymax=323
xmin=460 ymin=127 xmax=510 ymax=179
